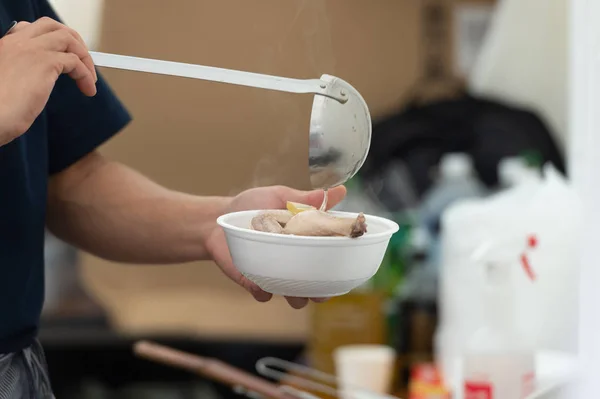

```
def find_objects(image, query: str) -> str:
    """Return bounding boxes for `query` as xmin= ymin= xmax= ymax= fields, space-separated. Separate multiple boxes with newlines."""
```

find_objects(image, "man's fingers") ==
xmin=4 ymin=21 xmax=28 ymax=35
xmin=18 ymin=16 xmax=67 ymax=38
xmin=28 ymin=18 xmax=92 ymax=56
xmin=37 ymin=29 xmax=87 ymax=57
xmin=53 ymin=52 xmax=96 ymax=96
xmin=242 ymin=276 xmax=273 ymax=303
xmin=228 ymin=267 xmax=272 ymax=302
xmin=59 ymin=22 xmax=98 ymax=82
xmin=287 ymin=185 xmax=347 ymax=210
xmin=285 ymin=297 xmax=309 ymax=309
xmin=324 ymin=185 xmax=347 ymax=209
xmin=9 ymin=21 xmax=30 ymax=33
xmin=18 ymin=17 xmax=97 ymax=82
xmin=37 ymin=30 xmax=96 ymax=84
xmin=207 ymin=230 xmax=273 ymax=302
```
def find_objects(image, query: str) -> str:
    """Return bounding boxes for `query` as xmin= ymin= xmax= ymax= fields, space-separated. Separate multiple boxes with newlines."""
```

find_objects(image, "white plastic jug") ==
xmin=435 ymin=164 xmax=581 ymax=391
xmin=514 ymin=165 xmax=582 ymax=352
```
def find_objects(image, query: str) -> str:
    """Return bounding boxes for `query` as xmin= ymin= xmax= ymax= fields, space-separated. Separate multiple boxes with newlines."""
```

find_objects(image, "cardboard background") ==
xmin=77 ymin=0 xmax=494 ymax=339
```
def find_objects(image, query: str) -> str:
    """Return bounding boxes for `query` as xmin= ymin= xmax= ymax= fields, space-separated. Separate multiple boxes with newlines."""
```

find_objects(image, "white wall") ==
xmin=48 ymin=0 xmax=104 ymax=49
xmin=469 ymin=0 xmax=568 ymax=151
xmin=568 ymin=0 xmax=600 ymax=397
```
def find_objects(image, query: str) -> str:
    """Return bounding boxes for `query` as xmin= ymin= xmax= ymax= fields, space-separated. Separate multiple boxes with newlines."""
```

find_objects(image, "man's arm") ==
xmin=46 ymin=151 xmax=232 ymax=264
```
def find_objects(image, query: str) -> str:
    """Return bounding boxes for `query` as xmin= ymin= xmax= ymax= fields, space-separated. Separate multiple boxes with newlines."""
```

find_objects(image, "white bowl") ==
xmin=216 ymin=210 xmax=399 ymax=298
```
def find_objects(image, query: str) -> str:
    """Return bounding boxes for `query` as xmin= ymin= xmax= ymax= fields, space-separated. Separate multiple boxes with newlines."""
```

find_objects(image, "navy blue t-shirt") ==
xmin=0 ymin=1 xmax=131 ymax=353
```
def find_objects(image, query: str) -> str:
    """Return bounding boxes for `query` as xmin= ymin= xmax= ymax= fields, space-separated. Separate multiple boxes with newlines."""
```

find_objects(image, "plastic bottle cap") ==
xmin=499 ymin=157 xmax=526 ymax=185
xmin=439 ymin=153 xmax=473 ymax=180
xmin=498 ymin=157 xmax=539 ymax=187
xmin=411 ymin=226 xmax=431 ymax=250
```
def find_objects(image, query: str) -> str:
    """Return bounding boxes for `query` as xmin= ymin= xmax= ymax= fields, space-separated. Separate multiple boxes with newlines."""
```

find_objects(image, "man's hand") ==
xmin=48 ymin=152 xmax=347 ymax=309
xmin=0 ymin=17 xmax=97 ymax=146
xmin=205 ymin=185 xmax=347 ymax=309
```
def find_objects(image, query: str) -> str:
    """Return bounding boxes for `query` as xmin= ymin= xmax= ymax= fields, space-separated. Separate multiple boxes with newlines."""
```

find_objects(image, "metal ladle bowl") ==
xmin=90 ymin=52 xmax=372 ymax=190
xmin=308 ymin=75 xmax=371 ymax=189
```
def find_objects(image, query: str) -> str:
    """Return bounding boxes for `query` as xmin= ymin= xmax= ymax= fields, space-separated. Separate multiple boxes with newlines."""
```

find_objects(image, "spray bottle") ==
xmin=462 ymin=235 xmax=537 ymax=399
xmin=419 ymin=153 xmax=487 ymax=236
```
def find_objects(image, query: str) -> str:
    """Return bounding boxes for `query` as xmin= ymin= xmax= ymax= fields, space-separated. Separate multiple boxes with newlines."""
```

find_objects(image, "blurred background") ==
xmin=41 ymin=0 xmax=575 ymax=398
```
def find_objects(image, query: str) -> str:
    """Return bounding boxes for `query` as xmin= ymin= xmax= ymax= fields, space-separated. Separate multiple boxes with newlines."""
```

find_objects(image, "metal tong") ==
xmin=133 ymin=341 xmax=399 ymax=399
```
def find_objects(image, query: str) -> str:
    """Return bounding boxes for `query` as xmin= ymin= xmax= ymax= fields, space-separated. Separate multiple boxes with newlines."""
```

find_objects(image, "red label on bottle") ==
xmin=522 ymin=372 xmax=535 ymax=397
xmin=464 ymin=381 xmax=493 ymax=399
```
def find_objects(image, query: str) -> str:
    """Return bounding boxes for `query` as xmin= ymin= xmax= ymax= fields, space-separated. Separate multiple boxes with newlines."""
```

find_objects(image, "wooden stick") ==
xmin=133 ymin=340 xmax=300 ymax=399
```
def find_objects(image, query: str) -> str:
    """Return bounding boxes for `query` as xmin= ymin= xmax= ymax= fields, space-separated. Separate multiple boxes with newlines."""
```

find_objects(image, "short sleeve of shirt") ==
xmin=35 ymin=1 xmax=132 ymax=175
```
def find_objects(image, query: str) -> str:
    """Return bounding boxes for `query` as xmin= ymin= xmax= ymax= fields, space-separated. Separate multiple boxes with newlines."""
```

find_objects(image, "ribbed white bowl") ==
xmin=217 ymin=210 xmax=399 ymax=298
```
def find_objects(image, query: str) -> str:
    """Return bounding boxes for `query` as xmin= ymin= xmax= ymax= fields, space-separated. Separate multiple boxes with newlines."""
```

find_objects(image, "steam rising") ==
xmin=249 ymin=0 xmax=337 ymax=191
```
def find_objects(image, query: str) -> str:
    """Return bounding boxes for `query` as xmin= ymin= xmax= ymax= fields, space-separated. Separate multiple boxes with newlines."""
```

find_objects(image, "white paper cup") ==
xmin=333 ymin=344 xmax=396 ymax=399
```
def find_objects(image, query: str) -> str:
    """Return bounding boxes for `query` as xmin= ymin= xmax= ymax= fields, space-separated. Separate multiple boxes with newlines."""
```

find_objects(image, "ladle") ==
xmin=90 ymin=51 xmax=372 ymax=190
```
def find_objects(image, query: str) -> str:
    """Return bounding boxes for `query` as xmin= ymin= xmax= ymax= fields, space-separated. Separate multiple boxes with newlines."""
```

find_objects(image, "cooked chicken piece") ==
xmin=283 ymin=210 xmax=367 ymax=238
xmin=251 ymin=213 xmax=284 ymax=233
xmin=262 ymin=210 xmax=293 ymax=226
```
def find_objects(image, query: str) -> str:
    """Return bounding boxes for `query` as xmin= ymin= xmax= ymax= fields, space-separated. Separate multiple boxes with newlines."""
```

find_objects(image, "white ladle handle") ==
xmin=89 ymin=51 xmax=347 ymax=103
